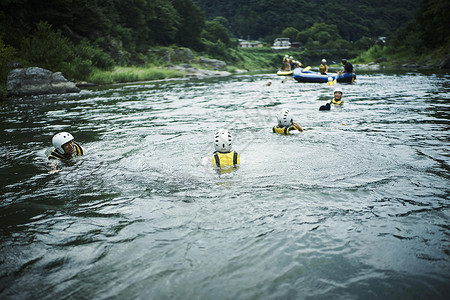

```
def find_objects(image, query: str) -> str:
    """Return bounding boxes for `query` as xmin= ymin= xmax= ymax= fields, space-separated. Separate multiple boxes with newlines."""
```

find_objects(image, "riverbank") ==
xmin=77 ymin=64 xmax=249 ymax=86
xmin=80 ymin=47 xmax=448 ymax=86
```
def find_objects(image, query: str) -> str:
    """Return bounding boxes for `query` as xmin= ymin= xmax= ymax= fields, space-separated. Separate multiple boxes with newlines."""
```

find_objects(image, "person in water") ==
xmin=272 ymin=108 xmax=304 ymax=135
xmin=319 ymin=87 xmax=344 ymax=110
xmin=331 ymin=87 xmax=343 ymax=105
xmin=282 ymin=55 xmax=291 ymax=71
xmin=319 ymin=59 xmax=328 ymax=75
xmin=48 ymin=132 xmax=84 ymax=173
xmin=212 ymin=129 xmax=240 ymax=169
xmin=340 ymin=59 xmax=353 ymax=74
xmin=291 ymin=60 xmax=303 ymax=70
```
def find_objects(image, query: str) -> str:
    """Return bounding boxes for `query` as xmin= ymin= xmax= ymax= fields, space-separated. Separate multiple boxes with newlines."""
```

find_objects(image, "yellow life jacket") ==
xmin=48 ymin=142 xmax=84 ymax=160
xmin=212 ymin=151 xmax=240 ymax=168
xmin=272 ymin=125 xmax=300 ymax=135
xmin=331 ymin=97 xmax=343 ymax=105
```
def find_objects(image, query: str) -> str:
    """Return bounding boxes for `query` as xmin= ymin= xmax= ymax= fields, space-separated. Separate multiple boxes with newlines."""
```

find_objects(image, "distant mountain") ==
xmin=193 ymin=0 xmax=420 ymax=41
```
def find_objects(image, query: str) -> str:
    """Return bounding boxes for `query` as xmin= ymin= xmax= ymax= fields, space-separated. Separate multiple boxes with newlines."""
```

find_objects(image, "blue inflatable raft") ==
xmin=293 ymin=68 xmax=356 ymax=83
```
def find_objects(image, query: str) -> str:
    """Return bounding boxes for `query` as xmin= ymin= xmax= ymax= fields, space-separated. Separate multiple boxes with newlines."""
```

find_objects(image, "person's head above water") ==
xmin=277 ymin=108 xmax=293 ymax=126
xmin=334 ymin=87 xmax=343 ymax=100
xmin=214 ymin=129 xmax=232 ymax=153
xmin=52 ymin=132 xmax=75 ymax=154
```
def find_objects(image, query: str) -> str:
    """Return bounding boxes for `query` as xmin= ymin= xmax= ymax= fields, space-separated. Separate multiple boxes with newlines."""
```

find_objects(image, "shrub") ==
xmin=75 ymin=40 xmax=114 ymax=70
xmin=0 ymin=37 xmax=15 ymax=99
xmin=20 ymin=21 xmax=75 ymax=71
xmin=19 ymin=21 xmax=96 ymax=81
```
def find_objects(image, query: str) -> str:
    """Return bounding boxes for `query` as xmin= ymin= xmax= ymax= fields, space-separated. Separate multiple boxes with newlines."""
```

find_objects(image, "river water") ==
xmin=1 ymin=71 xmax=449 ymax=299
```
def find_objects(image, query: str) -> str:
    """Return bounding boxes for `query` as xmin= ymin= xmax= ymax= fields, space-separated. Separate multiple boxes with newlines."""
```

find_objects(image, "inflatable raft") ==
xmin=277 ymin=70 xmax=293 ymax=76
xmin=293 ymin=68 xmax=356 ymax=83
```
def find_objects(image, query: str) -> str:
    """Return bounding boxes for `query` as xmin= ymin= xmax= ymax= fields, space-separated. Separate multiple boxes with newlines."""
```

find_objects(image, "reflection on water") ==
xmin=1 ymin=71 xmax=449 ymax=299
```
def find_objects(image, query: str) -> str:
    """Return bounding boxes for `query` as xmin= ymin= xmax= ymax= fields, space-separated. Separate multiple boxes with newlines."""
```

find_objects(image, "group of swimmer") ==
xmin=47 ymin=86 xmax=344 ymax=172
xmin=48 ymin=57 xmax=350 ymax=172
xmin=281 ymin=55 xmax=303 ymax=71
xmin=319 ymin=58 xmax=354 ymax=75
xmin=281 ymin=56 xmax=354 ymax=76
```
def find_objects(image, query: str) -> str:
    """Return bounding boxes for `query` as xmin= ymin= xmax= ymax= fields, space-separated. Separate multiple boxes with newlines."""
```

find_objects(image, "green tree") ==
xmin=173 ymin=0 xmax=205 ymax=50
xmin=281 ymin=27 xmax=299 ymax=43
xmin=297 ymin=23 xmax=343 ymax=48
xmin=147 ymin=0 xmax=182 ymax=45
xmin=201 ymin=20 xmax=231 ymax=47
xmin=415 ymin=0 xmax=450 ymax=49
xmin=20 ymin=21 xmax=76 ymax=71
xmin=20 ymin=21 xmax=93 ymax=79
xmin=0 ymin=36 xmax=15 ymax=98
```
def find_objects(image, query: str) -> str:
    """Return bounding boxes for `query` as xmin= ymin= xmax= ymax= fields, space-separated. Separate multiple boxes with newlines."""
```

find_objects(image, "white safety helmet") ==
xmin=277 ymin=108 xmax=293 ymax=126
xmin=322 ymin=59 xmax=327 ymax=63
xmin=52 ymin=132 xmax=74 ymax=154
xmin=214 ymin=129 xmax=232 ymax=153
xmin=334 ymin=87 xmax=343 ymax=94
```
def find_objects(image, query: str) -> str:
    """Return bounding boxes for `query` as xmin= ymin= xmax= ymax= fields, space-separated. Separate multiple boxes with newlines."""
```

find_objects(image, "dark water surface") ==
xmin=1 ymin=71 xmax=449 ymax=299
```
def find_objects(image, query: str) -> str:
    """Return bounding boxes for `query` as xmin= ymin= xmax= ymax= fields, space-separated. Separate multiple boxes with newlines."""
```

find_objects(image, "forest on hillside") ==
xmin=193 ymin=0 xmax=420 ymax=42
xmin=0 ymin=0 xmax=449 ymax=96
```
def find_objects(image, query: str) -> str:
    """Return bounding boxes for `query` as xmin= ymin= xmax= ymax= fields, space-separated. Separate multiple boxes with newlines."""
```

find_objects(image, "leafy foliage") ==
xmin=415 ymin=0 xmax=450 ymax=49
xmin=0 ymin=0 xmax=446 ymax=87
xmin=20 ymin=21 xmax=80 ymax=76
xmin=0 ymin=36 xmax=15 ymax=98
xmin=354 ymin=0 xmax=450 ymax=65
xmin=193 ymin=0 xmax=420 ymax=42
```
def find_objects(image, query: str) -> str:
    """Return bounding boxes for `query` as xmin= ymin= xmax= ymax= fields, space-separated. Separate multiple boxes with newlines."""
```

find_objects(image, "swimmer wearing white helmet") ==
xmin=331 ymin=87 xmax=343 ymax=105
xmin=272 ymin=108 xmax=304 ymax=135
xmin=320 ymin=58 xmax=328 ymax=75
xmin=212 ymin=129 xmax=240 ymax=169
xmin=48 ymin=132 xmax=84 ymax=174
xmin=48 ymin=132 xmax=84 ymax=160
xmin=319 ymin=87 xmax=344 ymax=110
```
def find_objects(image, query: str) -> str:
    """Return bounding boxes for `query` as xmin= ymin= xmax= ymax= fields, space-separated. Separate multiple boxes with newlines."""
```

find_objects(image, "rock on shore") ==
xmin=7 ymin=67 xmax=80 ymax=97
xmin=165 ymin=55 xmax=247 ymax=78
xmin=165 ymin=64 xmax=232 ymax=78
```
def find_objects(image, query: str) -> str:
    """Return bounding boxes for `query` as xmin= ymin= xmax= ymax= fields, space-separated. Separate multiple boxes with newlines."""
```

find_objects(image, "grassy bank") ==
xmin=353 ymin=44 xmax=447 ymax=68
xmin=87 ymin=66 xmax=186 ymax=85
xmin=85 ymin=48 xmax=289 ymax=85
xmin=228 ymin=48 xmax=287 ymax=71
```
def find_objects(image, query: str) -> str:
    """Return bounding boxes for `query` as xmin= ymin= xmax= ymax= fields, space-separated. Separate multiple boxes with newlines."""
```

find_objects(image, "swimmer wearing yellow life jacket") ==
xmin=319 ymin=87 xmax=344 ymax=111
xmin=331 ymin=87 xmax=343 ymax=105
xmin=319 ymin=58 xmax=328 ymax=75
xmin=48 ymin=132 xmax=84 ymax=160
xmin=272 ymin=108 xmax=304 ymax=135
xmin=48 ymin=132 xmax=84 ymax=174
xmin=212 ymin=129 xmax=240 ymax=169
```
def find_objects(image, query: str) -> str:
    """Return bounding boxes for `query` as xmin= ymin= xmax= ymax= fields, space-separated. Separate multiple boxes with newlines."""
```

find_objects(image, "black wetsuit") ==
xmin=343 ymin=62 xmax=353 ymax=73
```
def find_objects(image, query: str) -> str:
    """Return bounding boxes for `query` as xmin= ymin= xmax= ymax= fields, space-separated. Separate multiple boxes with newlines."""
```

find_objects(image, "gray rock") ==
xmin=375 ymin=57 xmax=387 ymax=63
xmin=196 ymin=57 xmax=227 ymax=70
xmin=7 ymin=67 xmax=80 ymax=97
xmin=174 ymin=48 xmax=194 ymax=63
xmin=165 ymin=64 xmax=231 ymax=78
xmin=151 ymin=48 xmax=195 ymax=65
